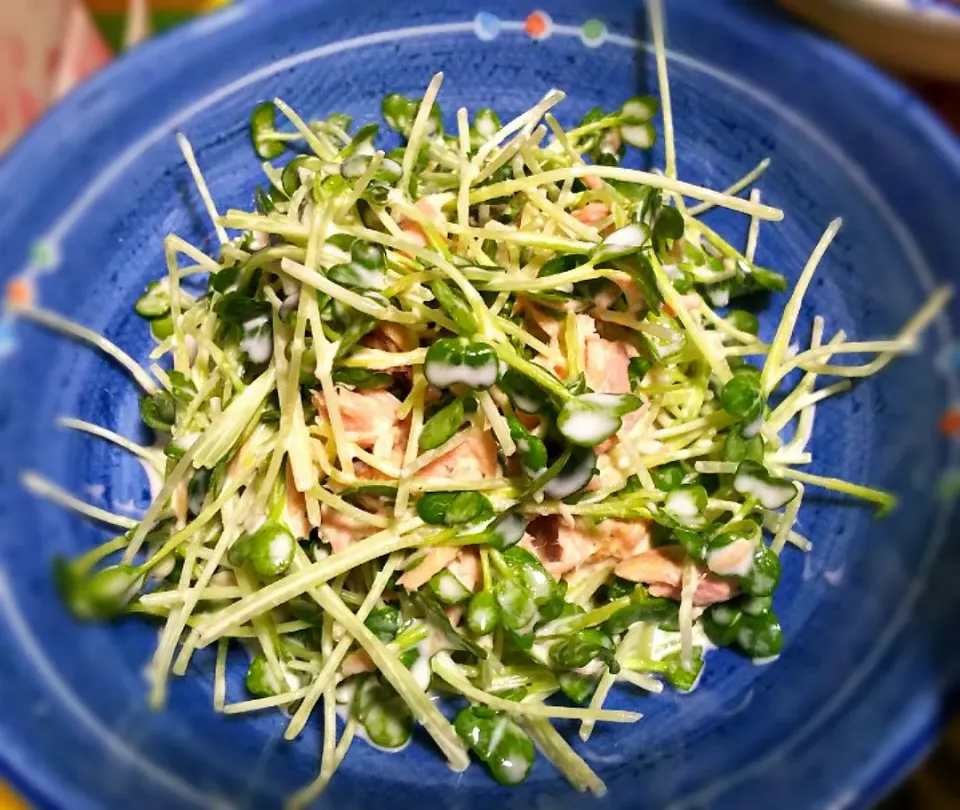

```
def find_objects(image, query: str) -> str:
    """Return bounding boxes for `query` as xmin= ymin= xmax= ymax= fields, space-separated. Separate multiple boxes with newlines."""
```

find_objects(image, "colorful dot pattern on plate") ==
xmin=524 ymin=11 xmax=553 ymax=40
xmin=473 ymin=12 xmax=500 ymax=41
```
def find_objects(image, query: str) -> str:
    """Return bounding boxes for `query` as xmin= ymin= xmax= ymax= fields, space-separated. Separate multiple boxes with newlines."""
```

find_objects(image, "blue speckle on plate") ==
xmin=0 ymin=1 xmax=958 ymax=809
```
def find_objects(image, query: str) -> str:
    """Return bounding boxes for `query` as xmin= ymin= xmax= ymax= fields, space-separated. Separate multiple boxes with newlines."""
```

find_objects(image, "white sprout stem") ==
xmin=288 ymin=717 xmax=358 ymax=810
xmin=698 ymin=299 xmax=762 ymax=345
xmin=473 ymin=127 xmax=535 ymax=186
xmin=149 ymin=540 xmax=203 ymax=707
xmin=579 ymin=670 xmax=616 ymax=742
xmin=764 ymin=318 xmax=833 ymax=434
xmin=311 ymin=486 xmax=391 ymax=528
xmin=130 ymin=428 xmax=268 ymax=567
xmin=678 ymin=558 xmax=697 ymax=670
xmin=394 ymin=370 xmax=427 ymax=517
xmin=341 ymin=347 xmax=428 ymax=370
xmin=475 ymin=89 xmax=565 ymax=165
xmin=234 ymin=565 xmax=289 ymax=689
xmin=168 ymin=519 xmax=250 ymax=680
xmin=281 ymin=257 xmax=417 ymax=324
xmin=689 ymin=160 xmax=771 ymax=218
xmin=21 ymin=471 xmax=138 ymax=529
xmin=343 ymin=226 xmax=499 ymax=334
xmin=774 ymin=339 xmax=916 ymax=380
xmin=303 ymin=281 xmax=355 ymax=478
xmin=403 ymin=423 xmax=475 ymax=475
xmin=768 ymin=379 xmax=852 ymax=434
xmin=694 ymin=461 xmax=738 ymax=475
xmin=12 ymin=305 xmax=158 ymax=394
xmin=477 ymin=390 xmax=516 ymax=456
xmin=648 ymin=253 xmax=732 ymax=382
xmin=176 ymin=133 xmax=228 ymax=244
xmin=305 ymin=579 xmax=470 ymax=770
xmin=432 ymin=653 xmax=641 ymax=724
xmin=193 ymin=521 xmax=423 ymax=645
xmin=213 ymin=639 xmax=228 ymax=712
xmin=455 ymin=106 xmax=477 ymax=257
xmin=523 ymin=716 xmax=607 ymax=797
xmin=56 ymin=417 xmax=163 ymax=472
xmin=480 ymin=263 xmax=613 ymax=292
xmin=771 ymin=483 xmax=804 ymax=555
xmin=772 ymin=466 xmax=895 ymax=512
xmin=526 ymin=188 xmax=602 ymax=241
xmin=273 ymin=98 xmax=337 ymax=161
xmin=335 ymin=151 xmax=384 ymax=218
xmin=745 ymin=188 xmax=763 ymax=261
xmin=223 ymin=686 xmax=312 ymax=715
xmin=760 ymin=218 xmax=843 ymax=394
xmin=163 ymin=239 xmax=191 ymax=374
xmin=469 ymin=165 xmax=783 ymax=220
xmin=284 ymin=552 xmax=401 ymax=740
xmin=649 ymin=0 xmax=678 ymax=182
xmin=787 ymin=286 xmax=952 ymax=382
xmin=139 ymin=585 xmax=242 ymax=608
xmin=762 ymin=511 xmax=812 ymax=552
xmin=253 ymin=300 xmax=298 ymax=516
xmin=617 ymin=669 xmax=664 ymax=693
xmin=402 ymin=72 xmax=444 ymax=194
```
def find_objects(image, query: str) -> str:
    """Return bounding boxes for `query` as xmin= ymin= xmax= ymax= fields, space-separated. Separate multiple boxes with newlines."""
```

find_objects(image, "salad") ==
xmin=18 ymin=2 xmax=949 ymax=805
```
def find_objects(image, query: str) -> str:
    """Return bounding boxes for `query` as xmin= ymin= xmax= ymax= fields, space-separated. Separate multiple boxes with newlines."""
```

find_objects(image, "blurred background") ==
xmin=0 ymin=0 xmax=958 ymax=808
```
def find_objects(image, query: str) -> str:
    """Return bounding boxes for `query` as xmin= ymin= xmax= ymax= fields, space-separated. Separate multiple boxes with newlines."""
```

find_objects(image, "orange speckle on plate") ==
xmin=939 ymin=408 xmax=960 ymax=436
xmin=525 ymin=12 xmax=548 ymax=39
xmin=6 ymin=279 xmax=33 ymax=308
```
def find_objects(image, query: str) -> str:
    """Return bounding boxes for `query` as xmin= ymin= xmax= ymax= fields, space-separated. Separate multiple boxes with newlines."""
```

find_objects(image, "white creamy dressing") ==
xmin=496 ymin=512 xmax=528 ymax=547
xmin=708 ymin=287 xmax=731 ymax=308
xmin=347 ymin=264 xmax=387 ymax=291
xmin=512 ymin=390 xmax=542 ymax=413
xmin=426 ymin=359 xmax=497 ymax=389
xmin=580 ymin=393 xmax=624 ymax=409
xmin=183 ymin=333 xmax=198 ymax=363
xmin=733 ymin=470 xmax=795 ymax=509
xmin=475 ymin=114 xmax=498 ymax=139
xmin=572 ymin=658 xmax=605 ymax=678
xmin=279 ymin=292 xmax=300 ymax=319
xmin=706 ymin=537 xmax=755 ymax=577
xmin=649 ymin=622 xmax=715 ymax=691
xmin=149 ymin=554 xmax=176 ymax=581
xmin=488 ymin=713 xmax=508 ymax=753
xmin=740 ymin=413 xmax=764 ymax=438
xmin=664 ymin=489 xmax=703 ymax=526
xmin=602 ymin=223 xmax=646 ymax=249
xmin=498 ymin=754 xmax=530 ymax=784
xmin=560 ymin=410 xmax=618 ymax=445
xmin=745 ymin=568 xmax=776 ymax=596
xmin=334 ymin=698 xmax=413 ymax=755
xmin=662 ymin=262 xmax=683 ymax=281
xmin=620 ymin=123 xmax=655 ymax=149
xmin=280 ymin=274 xmax=300 ymax=298
xmin=240 ymin=315 xmax=273 ymax=364
xmin=433 ymin=573 xmax=468 ymax=605
xmin=528 ymin=640 xmax=553 ymax=668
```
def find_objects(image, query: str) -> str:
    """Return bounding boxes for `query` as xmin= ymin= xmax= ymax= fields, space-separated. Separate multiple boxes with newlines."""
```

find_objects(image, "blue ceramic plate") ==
xmin=1 ymin=1 xmax=959 ymax=808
